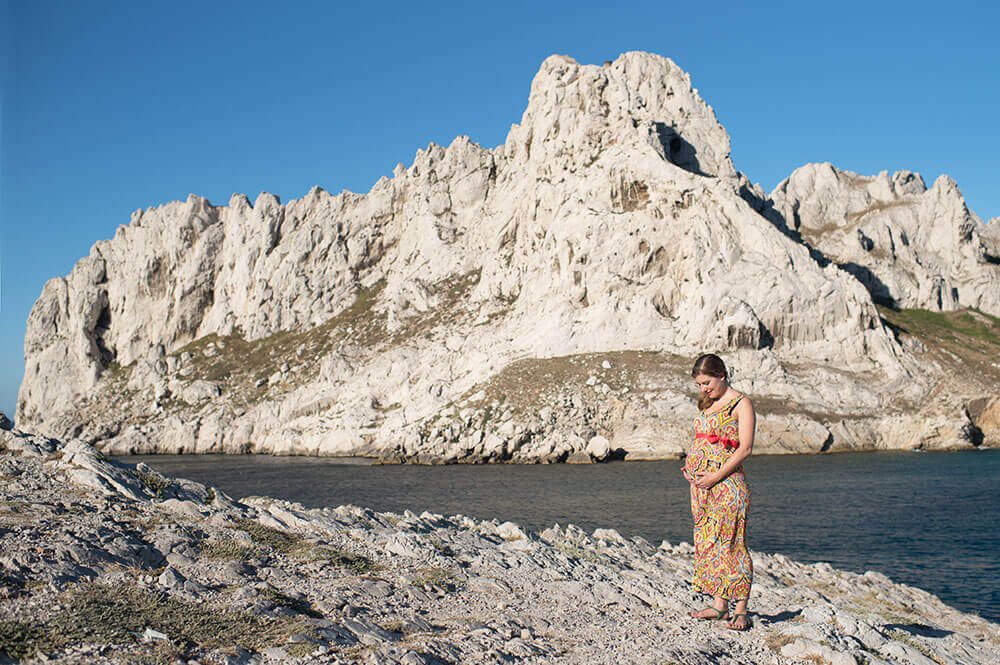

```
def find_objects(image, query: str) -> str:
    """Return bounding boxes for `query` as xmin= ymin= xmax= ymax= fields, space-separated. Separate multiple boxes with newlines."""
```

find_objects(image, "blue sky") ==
xmin=2 ymin=0 xmax=998 ymax=419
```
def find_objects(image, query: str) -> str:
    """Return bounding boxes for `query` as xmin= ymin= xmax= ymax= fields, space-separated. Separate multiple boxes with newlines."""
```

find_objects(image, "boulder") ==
xmin=585 ymin=435 xmax=612 ymax=462
xmin=967 ymin=396 xmax=1000 ymax=446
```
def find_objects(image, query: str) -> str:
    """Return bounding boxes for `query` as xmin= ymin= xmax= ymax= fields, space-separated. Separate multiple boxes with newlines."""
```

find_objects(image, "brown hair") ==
xmin=691 ymin=353 xmax=728 ymax=411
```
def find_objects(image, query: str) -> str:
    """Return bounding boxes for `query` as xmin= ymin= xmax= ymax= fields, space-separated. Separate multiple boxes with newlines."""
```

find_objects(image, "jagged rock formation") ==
xmin=16 ymin=51 xmax=999 ymax=460
xmin=768 ymin=163 xmax=1000 ymax=314
xmin=981 ymin=216 xmax=1000 ymax=257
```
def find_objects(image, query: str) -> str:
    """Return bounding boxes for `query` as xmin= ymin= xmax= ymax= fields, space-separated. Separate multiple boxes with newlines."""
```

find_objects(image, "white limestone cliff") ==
xmin=16 ymin=52 xmax=996 ymax=461
xmin=768 ymin=163 xmax=1000 ymax=314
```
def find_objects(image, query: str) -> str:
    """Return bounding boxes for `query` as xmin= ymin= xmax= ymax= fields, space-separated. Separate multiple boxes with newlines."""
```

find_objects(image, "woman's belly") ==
xmin=684 ymin=441 xmax=729 ymax=477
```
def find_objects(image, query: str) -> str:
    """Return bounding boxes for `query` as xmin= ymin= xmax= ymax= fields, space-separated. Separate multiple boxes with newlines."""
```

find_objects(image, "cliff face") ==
xmin=768 ymin=163 xmax=1000 ymax=314
xmin=16 ymin=52 xmax=999 ymax=460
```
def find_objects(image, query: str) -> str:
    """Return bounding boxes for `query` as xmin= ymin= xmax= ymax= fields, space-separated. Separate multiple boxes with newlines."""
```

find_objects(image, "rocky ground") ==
xmin=2 ymin=426 xmax=998 ymax=665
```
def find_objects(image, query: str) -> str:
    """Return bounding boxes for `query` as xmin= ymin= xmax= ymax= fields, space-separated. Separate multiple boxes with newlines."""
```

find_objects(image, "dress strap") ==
xmin=724 ymin=394 xmax=744 ymax=415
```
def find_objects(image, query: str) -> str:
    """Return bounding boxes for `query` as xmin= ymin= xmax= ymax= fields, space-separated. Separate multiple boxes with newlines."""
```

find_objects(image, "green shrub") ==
xmin=0 ymin=621 xmax=48 ymax=660
xmin=199 ymin=539 xmax=260 ymax=561
xmin=260 ymin=587 xmax=321 ymax=618
xmin=131 ymin=469 xmax=171 ymax=498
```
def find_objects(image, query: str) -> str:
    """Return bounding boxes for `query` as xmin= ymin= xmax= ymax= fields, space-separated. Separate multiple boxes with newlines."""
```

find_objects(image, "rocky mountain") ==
xmin=16 ymin=51 xmax=1000 ymax=461
xmin=767 ymin=163 xmax=1000 ymax=314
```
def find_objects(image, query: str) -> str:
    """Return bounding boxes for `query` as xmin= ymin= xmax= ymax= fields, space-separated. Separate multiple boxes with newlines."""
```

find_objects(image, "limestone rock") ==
xmin=756 ymin=414 xmax=832 ymax=454
xmin=979 ymin=217 xmax=1000 ymax=258
xmin=4 ymin=436 xmax=999 ymax=665
xmin=14 ymin=51 xmax=996 ymax=463
xmin=780 ymin=637 xmax=858 ymax=665
xmin=967 ymin=396 xmax=1000 ymax=446
xmin=768 ymin=163 xmax=1000 ymax=315
xmin=585 ymin=435 xmax=612 ymax=461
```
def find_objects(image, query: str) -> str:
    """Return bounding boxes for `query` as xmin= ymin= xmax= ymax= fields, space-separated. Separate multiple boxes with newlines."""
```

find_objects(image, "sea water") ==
xmin=117 ymin=448 xmax=1000 ymax=623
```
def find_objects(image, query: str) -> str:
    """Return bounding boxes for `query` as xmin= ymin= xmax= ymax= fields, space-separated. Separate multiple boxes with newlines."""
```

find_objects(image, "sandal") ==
xmin=726 ymin=613 xmax=751 ymax=631
xmin=689 ymin=607 xmax=729 ymax=620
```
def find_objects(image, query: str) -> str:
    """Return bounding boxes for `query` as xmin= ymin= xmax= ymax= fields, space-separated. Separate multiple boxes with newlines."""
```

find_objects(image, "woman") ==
xmin=683 ymin=353 xmax=755 ymax=631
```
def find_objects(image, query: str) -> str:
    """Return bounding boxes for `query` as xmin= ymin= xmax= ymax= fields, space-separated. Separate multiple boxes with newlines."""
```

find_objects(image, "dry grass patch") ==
xmin=216 ymin=518 xmax=377 ymax=575
xmin=228 ymin=517 xmax=304 ymax=554
xmin=764 ymin=632 xmax=795 ymax=652
xmin=260 ymin=587 xmax=321 ymax=618
xmin=411 ymin=567 xmax=460 ymax=591
xmin=467 ymin=349 xmax=690 ymax=410
xmin=168 ymin=271 xmax=480 ymax=406
xmin=887 ymin=629 xmax=946 ymax=664
xmin=803 ymin=656 xmax=830 ymax=665
xmin=303 ymin=545 xmax=378 ymax=574
xmin=166 ymin=280 xmax=387 ymax=405
xmin=845 ymin=199 xmax=914 ymax=223
xmin=878 ymin=306 xmax=1000 ymax=385
xmin=0 ymin=582 xmax=317 ymax=662
xmin=199 ymin=538 xmax=260 ymax=561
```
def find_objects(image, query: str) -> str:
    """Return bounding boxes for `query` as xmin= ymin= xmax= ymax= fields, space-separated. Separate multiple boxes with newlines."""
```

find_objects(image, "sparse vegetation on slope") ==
xmin=0 ymin=582 xmax=315 ymax=662
xmin=878 ymin=306 xmax=1000 ymax=383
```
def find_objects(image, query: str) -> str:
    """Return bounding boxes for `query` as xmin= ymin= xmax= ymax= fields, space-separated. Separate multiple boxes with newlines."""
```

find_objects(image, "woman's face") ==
xmin=694 ymin=373 xmax=727 ymax=400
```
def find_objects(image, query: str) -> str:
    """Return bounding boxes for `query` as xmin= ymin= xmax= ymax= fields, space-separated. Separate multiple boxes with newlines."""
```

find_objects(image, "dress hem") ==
xmin=692 ymin=580 xmax=752 ymax=601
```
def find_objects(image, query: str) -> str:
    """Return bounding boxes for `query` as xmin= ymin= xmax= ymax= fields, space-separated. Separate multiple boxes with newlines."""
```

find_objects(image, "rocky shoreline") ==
xmin=2 ymin=426 xmax=998 ymax=665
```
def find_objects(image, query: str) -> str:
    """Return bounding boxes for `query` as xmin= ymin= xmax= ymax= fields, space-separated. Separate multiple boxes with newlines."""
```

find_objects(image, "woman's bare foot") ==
xmin=726 ymin=613 xmax=751 ymax=631
xmin=689 ymin=606 xmax=729 ymax=620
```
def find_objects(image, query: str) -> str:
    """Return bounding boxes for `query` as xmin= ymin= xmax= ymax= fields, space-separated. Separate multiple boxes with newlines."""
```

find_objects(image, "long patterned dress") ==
xmin=684 ymin=394 xmax=753 ymax=600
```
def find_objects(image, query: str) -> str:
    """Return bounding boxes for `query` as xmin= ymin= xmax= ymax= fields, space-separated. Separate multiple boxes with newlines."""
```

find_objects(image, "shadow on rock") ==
xmin=754 ymin=608 xmax=803 ymax=624
xmin=885 ymin=622 xmax=954 ymax=638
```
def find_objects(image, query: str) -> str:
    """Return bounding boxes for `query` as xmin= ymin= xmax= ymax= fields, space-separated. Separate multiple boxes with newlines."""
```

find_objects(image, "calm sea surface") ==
xmin=116 ymin=449 xmax=1000 ymax=623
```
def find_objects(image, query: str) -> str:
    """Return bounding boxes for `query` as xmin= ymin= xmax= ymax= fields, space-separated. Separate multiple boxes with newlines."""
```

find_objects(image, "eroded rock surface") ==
xmin=2 ymin=430 xmax=998 ymax=664
xmin=768 ymin=163 xmax=1000 ymax=315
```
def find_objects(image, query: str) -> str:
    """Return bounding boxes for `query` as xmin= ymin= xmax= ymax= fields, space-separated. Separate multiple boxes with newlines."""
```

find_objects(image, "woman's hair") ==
xmin=692 ymin=353 xmax=728 ymax=411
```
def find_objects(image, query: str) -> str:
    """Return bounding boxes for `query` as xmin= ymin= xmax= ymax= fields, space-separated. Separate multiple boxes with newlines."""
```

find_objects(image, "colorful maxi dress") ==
xmin=684 ymin=394 xmax=753 ymax=600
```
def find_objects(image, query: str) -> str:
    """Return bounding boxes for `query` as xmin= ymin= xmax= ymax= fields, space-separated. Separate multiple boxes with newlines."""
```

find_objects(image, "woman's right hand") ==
xmin=682 ymin=467 xmax=696 ymax=485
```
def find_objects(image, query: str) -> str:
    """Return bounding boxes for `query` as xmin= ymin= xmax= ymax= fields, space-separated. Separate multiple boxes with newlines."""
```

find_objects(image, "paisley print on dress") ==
xmin=686 ymin=394 xmax=753 ymax=600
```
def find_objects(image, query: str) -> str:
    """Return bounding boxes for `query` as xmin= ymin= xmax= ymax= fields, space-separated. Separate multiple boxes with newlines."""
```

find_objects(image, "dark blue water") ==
xmin=116 ymin=449 xmax=1000 ymax=622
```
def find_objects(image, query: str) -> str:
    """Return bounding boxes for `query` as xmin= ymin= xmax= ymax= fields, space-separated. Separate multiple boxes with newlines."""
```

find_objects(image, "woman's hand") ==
xmin=682 ymin=467 xmax=696 ymax=485
xmin=693 ymin=472 xmax=721 ymax=490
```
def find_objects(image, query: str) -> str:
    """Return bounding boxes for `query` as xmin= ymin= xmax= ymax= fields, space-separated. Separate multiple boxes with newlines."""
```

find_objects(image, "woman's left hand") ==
xmin=694 ymin=472 xmax=720 ymax=490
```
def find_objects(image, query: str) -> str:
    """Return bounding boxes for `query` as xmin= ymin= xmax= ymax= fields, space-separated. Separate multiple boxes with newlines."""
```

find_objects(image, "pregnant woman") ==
xmin=683 ymin=353 xmax=756 ymax=631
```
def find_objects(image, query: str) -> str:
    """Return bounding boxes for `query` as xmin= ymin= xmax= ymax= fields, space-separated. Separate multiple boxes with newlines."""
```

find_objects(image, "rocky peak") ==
xmin=503 ymin=52 xmax=736 ymax=178
xmin=768 ymin=163 xmax=1000 ymax=314
xmin=981 ymin=217 xmax=1000 ymax=257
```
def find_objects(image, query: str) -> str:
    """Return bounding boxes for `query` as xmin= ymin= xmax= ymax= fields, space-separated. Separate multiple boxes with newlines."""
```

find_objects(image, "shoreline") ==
xmin=3 ymin=427 xmax=999 ymax=664
xmin=108 ymin=444 xmax=1000 ymax=465
xmin=106 ymin=447 xmax=1000 ymax=625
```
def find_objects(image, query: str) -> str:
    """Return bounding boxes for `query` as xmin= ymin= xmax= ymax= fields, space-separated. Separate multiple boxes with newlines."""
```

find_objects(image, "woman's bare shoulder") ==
xmin=735 ymin=394 xmax=755 ymax=415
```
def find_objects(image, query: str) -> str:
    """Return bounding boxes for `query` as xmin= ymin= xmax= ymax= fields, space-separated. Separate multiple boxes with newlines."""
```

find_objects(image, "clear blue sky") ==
xmin=2 ymin=0 xmax=998 ymax=420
